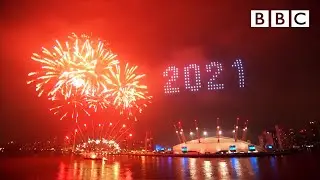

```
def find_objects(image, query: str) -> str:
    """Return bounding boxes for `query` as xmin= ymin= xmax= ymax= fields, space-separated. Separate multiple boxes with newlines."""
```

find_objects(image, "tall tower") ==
xmin=242 ymin=120 xmax=248 ymax=141
xmin=144 ymin=131 xmax=153 ymax=151
xmin=174 ymin=124 xmax=182 ymax=144
xmin=234 ymin=118 xmax=239 ymax=142
xmin=216 ymin=118 xmax=221 ymax=143
xmin=275 ymin=125 xmax=283 ymax=149
xmin=194 ymin=120 xmax=201 ymax=143
xmin=178 ymin=121 xmax=187 ymax=143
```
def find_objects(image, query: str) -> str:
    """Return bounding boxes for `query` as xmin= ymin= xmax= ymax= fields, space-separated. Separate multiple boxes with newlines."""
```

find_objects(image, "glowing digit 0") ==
xmin=184 ymin=64 xmax=201 ymax=91
xmin=206 ymin=62 xmax=224 ymax=90
xmin=232 ymin=59 xmax=245 ymax=88
xmin=163 ymin=65 xmax=180 ymax=94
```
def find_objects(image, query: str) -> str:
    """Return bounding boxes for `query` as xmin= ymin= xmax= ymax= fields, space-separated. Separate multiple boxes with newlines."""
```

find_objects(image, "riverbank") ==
xmin=119 ymin=150 xmax=295 ymax=158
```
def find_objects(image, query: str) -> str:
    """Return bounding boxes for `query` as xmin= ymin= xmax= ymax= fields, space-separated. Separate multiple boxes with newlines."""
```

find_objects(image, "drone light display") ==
xmin=184 ymin=64 xmax=201 ymax=91
xmin=163 ymin=59 xmax=245 ymax=94
xmin=163 ymin=66 xmax=180 ymax=94
xmin=232 ymin=59 xmax=245 ymax=88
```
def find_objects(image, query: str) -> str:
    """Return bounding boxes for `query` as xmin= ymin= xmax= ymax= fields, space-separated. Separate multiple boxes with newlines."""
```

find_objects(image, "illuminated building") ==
xmin=259 ymin=122 xmax=320 ymax=150
xmin=173 ymin=136 xmax=264 ymax=154
xmin=145 ymin=131 xmax=154 ymax=151
xmin=275 ymin=125 xmax=283 ymax=149
xmin=130 ymin=140 xmax=145 ymax=151
xmin=263 ymin=130 xmax=275 ymax=147
xmin=281 ymin=128 xmax=298 ymax=149
xmin=306 ymin=121 xmax=320 ymax=145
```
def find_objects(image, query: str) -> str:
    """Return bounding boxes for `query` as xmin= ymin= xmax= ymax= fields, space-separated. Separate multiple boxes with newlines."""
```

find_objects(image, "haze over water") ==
xmin=0 ymin=153 xmax=318 ymax=180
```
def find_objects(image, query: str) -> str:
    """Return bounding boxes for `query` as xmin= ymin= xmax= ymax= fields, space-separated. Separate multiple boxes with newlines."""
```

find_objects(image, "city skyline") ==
xmin=1 ymin=0 xmax=319 ymax=145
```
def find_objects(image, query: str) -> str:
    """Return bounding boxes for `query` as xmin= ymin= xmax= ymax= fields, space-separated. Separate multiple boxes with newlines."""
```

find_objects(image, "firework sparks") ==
xmin=49 ymin=93 xmax=90 ymax=122
xmin=27 ymin=33 xmax=152 ymax=122
xmin=76 ymin=138 xmax=121 ymax=154
xmin=106 ymin=63 xmax=152 ymax=116
xmin=86 ymin=90 xmax=111 ymax=113
xmin=27 ymin=33 xmax=119 ymax=99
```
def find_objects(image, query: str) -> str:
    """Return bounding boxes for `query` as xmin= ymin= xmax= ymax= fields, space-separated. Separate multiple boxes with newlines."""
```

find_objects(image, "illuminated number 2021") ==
xmin=163 ymin=60 xmax=245 ymax=94
xmin=184 ymin=64 xmax=201 ymax=91
xmin=232 ymin=59 xmax=245 ymax=88
xmin=163 ymin=66 xmax=180 ymax=94
xmin=206 ymin=62 xmax=224 ymax=90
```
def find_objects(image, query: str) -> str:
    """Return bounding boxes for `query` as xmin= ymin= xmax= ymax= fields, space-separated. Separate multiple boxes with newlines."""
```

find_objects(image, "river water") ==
xmin=0 ymin=153 xmax=319 ymax=180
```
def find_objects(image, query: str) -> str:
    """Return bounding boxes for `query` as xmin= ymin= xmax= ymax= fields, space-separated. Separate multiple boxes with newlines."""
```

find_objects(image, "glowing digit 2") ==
xmin=232 ymin=59 xmax=245 ymax=88
xmin=206 ymin=62 xmax=224 ymax=90
xmin=184 ymin=64 xmax=201 ymax=91
xmin=163 ymin=66 xmax=180 ymax=94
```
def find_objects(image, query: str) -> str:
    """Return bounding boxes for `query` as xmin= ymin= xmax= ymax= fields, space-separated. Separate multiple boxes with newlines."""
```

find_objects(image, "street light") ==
xmin=190 ymin=132 xmax=194 ymax=136
xmin=203 ymin=131 xmax=208 ymax=136
xmin=219 ymin=130 xmax=222 ymax=135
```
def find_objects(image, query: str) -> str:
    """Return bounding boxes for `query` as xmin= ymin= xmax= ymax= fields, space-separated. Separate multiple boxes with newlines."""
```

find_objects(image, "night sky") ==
xmin=1 ymin=0 xmax=319 ymax=145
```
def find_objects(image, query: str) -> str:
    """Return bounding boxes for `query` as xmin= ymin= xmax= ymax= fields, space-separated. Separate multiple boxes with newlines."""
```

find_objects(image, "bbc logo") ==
xmin=251 ymin=10 xmax=309 ymax=28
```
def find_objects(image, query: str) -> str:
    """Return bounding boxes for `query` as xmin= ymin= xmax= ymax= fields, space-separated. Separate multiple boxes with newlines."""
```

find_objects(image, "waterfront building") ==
xmin=173 ymin=136 xmax=264 ymax=154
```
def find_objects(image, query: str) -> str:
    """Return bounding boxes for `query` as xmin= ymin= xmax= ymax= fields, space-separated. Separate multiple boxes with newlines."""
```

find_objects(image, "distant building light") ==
xmin=229 ymin=145 xmax=236 ymax=151
xmin=248 ymin=145 xmax=256 ymax=151
xmin=181 ymin=146 xmax=188 ymax=153
xmin=266 ymin=145 xmax=273 ymax=149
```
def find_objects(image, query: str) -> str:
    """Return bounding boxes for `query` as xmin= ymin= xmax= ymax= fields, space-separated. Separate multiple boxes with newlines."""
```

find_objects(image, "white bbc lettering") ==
xmin=251 ymin=10 xmax=310 ymax=28
xmin=251 ymin=10 xmax=269 ymax=27
xmin=291 ymin=10 xmax=309 ymax=27
xmin=271 ymin=10 xmax=289 ymax=27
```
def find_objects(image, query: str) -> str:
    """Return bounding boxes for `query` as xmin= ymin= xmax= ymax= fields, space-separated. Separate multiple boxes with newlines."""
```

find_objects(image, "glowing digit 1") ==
xmin=206 ymin=62 xmax=224 ymax=90
xmin=184 ymin=64 xmax=201 ymax=91
xmin=163 ymin=66 xmax=180 ymax=94
xmin=232 ymin=59 xmax=245 ymax=88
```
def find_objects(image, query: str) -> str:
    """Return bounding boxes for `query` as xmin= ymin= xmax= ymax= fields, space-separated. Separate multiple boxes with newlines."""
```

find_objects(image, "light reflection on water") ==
xmin=203 ymin=160 xmax=213 ymax=179
xmin=0 ymin=153 xmax=319 ymax=179
xmin=57 ymin=156 xmax=260 ymax=180
xmin=218 ymin=161 xmax=229 ymax=179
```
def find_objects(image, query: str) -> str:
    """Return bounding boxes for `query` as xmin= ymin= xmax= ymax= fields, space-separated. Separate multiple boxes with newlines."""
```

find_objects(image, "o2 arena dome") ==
xmin=173 ymin=136 xmax=265 ymax=154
